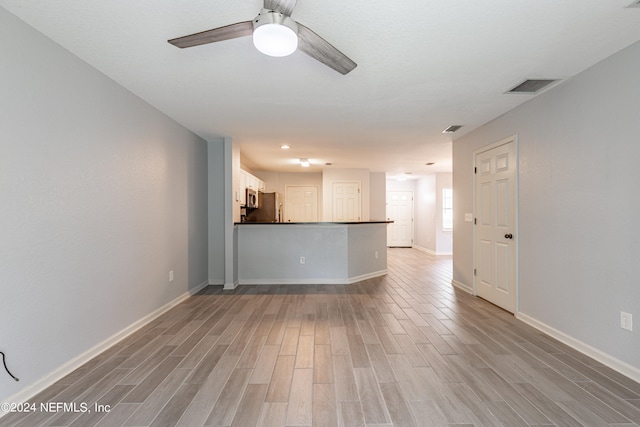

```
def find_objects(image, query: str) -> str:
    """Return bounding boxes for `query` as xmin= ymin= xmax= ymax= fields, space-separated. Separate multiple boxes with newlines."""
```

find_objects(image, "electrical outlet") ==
xmin=169 ymin=270 xmax=174 ymax=282
xmin=621 ymin=311 xmax=633 ymax=331
xmin=300 ymin=256 xmax=305 ymax=264
xmin=375 ymin=251 xmax=379 ymax=259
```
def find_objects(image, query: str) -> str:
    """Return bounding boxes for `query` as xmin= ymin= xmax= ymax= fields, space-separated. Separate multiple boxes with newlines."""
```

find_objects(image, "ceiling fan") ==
xmin=168 ymin=0 xmax=357 ymax=75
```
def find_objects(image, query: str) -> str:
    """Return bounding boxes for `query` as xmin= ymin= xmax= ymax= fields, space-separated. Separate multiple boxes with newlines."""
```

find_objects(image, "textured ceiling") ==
xmin=2 ymin=0 xmax=639 ymax=177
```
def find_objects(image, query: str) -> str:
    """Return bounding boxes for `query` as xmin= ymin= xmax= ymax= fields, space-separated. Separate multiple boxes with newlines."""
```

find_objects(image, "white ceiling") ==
xmin=2 ymin=0 xmax=640 ymax=177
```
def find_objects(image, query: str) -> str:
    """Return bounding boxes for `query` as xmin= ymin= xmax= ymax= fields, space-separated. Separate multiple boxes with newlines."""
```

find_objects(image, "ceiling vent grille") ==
xmin=507 ymin=79 xmax=559 ymax=94
xmin=442 ymin=125 xmax=463 ymax=133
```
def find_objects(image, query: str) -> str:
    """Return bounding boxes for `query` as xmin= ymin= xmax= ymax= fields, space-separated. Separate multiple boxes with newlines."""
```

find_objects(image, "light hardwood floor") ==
xmin=3 ymin=248 xmax=640 ymax=426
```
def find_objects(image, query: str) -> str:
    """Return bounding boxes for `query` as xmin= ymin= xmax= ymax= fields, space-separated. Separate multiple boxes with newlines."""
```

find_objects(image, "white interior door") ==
xmin=475 ymin=136 xmax=518 ymax=313
xmin=386 ymin=191 xmax=414 ymax=247
xmin=332 ymin=182 xmax=361 ymax=221
xmin=285 ymin=186 xmax=318 ymax=222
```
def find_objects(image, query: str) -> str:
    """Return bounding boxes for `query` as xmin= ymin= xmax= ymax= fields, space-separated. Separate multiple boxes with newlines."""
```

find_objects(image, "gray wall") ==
xmin=237 ymin=224 xmax=387 ymax=284
xmin=0 ymin=8 xmax=208 ymax=402
xmin=453 ymin=41 xmax=640 ymax=371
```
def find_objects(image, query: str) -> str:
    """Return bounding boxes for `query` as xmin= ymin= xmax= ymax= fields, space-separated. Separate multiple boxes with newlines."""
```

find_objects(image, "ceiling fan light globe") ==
xmin=253 ymin=23 xmax=298 ymax=57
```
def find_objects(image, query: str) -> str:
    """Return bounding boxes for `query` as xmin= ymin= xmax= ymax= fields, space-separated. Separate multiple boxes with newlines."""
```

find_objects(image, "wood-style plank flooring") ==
xmin=3 ymin=248 xmax=640 ymax=426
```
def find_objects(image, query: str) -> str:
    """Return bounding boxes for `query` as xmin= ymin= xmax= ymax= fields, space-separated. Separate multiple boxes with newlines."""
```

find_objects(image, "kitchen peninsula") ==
xmin=235 ymin=221 xmax=391 ymax=285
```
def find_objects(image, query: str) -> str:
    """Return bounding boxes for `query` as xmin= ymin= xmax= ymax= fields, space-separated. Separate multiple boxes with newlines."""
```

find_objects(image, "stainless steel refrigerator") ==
xmin=246 ymin=192 xmax=281 ymax=222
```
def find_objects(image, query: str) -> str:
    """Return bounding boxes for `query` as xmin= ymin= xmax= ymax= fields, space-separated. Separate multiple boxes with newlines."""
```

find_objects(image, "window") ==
xmin=443 ymin=188 xmax=453 ymax=231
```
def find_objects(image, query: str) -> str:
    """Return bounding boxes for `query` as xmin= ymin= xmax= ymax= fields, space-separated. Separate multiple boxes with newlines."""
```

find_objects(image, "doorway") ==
xmin=332 ymin=181 xmax=361 ymax=221
xmin=474 ymin=135 xmax=518 ymax=313
xmin=284 ymin=185 xmax=318 ymax=222
xmin=386 ymin=190 xmax=414 ymax=247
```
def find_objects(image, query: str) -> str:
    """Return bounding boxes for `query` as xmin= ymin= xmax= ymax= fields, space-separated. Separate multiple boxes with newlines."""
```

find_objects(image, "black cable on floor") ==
xmin=0 ymin=352 xmax=19 ymax=382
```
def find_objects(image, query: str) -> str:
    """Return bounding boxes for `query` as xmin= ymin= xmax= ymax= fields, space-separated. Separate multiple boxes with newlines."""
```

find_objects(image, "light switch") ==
xmin=465 ymin=213 xmax=473 ymax=222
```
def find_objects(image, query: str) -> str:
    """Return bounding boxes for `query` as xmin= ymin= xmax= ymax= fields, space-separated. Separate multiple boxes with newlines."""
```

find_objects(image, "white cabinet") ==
xmin=247 ymin=174 xmax=257 ymax=190
xmin=240 ymin=170 xmax=265 ymax=206
xmin=239 ymin=171 xmax=247 ymax=205
xmin=247 ymin=173 xmax=265 ymax=192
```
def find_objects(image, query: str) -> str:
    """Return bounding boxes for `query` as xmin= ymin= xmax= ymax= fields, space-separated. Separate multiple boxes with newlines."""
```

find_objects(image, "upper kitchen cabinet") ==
xmin=239 ymin=171 xmax=246 ymax=205
xmin=240 ymin=170 xmax=266 ymax=206
xmin=249 ymin=173 xmax=265 ymax=192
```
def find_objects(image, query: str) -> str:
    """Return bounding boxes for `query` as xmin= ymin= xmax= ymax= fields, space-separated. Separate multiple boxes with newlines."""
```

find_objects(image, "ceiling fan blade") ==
xmin=264 ymin=0 xmax=297 ymax=16
xmin=296 ymin=24 xmax=357 ymax=75
xmin=168 ymin=21 xmax=253 ymax=48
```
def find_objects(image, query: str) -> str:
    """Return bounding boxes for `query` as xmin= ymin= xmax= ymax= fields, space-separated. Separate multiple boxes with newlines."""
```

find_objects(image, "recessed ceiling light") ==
xmin=299 ymin=158 xmax=310 ymax=167
xmin=280 ymin=144 xmax=290 ymax=150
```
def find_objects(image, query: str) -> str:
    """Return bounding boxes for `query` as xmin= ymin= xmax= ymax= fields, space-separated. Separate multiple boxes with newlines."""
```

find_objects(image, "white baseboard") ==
xmin=223 ymin=281 xmax=238 ymax=290
xmin=347 ymin=270 xmax=388 ymax=284
xmin=1 ymin=281 xmax=209 ymax=417
xmin=413 ymin=245 xmax=451 ymax=256
xmin=412 ymin=245 xmax=436 ymax=255
xmin=447 ymin=282 xmax=640 ymax=385
xmin=451 ymin=279 xmax=474 ymax=294
xmin=237 ymin=270 xmax=388 ymax=286
xmin=516 ymin=312 xmax=640 ymax=384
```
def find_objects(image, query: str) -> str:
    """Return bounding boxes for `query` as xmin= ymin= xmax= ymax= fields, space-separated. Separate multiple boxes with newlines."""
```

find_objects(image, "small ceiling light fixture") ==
xmin=280 ymin=144 xmax=290 ymax=150
xmin=299 ymin=158 xmax=310 ymax=167
xmin=425 ymin=162 xmax=435 ymax=166
xmin=253 ymin=9 xmax=298 ymax=57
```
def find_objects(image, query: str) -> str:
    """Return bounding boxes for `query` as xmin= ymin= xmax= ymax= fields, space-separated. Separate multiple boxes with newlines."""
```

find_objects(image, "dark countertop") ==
xmin=235 ymin=220 xmax=393 ymax=225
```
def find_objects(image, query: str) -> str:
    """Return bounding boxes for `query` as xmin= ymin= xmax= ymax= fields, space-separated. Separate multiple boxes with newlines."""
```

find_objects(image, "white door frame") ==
xmin=473 ymin=134 xmax=519 ymax=313
xmin=386 ymin=190 xmax=414 ymax=247
xmin=332 ymin=181 xmax=361 ymax=222
xmin=284 ymin=185 xmax=319 ymax=222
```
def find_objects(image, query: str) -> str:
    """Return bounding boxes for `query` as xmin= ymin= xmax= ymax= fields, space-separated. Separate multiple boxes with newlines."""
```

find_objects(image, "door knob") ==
xmin=504 ymin=233 xmax=513 ymax=239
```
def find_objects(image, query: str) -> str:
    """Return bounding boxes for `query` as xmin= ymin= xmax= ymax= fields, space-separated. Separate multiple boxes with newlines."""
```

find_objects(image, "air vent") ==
xmin=507 ymin=79 xmax=559 ymax=94
xmin=442 ymin=125 xmax=463 ymax=133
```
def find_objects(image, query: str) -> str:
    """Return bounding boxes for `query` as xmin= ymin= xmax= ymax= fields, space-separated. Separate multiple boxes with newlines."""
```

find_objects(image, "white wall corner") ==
xmin=413 ymin=245 xmax=436 ymax=255
xmin=190 ymin=280 xmax=211 ymax=296
xmin=451 ymin=279 xmax=474 ymax=294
